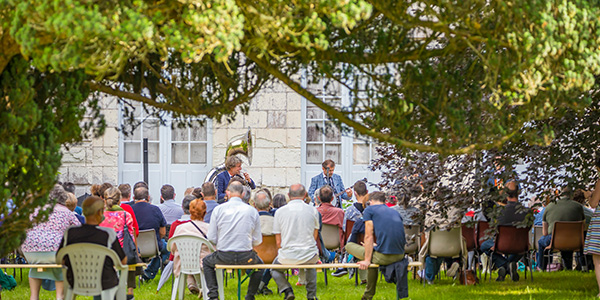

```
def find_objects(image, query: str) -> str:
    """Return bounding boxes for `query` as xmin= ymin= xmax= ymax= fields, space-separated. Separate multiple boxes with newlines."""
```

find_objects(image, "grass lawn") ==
xmin=1 ymin=268 xmax=598 ymax=300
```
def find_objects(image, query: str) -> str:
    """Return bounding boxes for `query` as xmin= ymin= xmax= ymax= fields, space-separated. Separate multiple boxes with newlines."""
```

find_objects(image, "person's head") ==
xmin=50 ymin=184 xmax=69 ymax=205
xmin=184 ymin=187 xmax=195 ymax=196
xmin=229 ymin=174 xmax=246 ymax=186
xmin=91 ymin=182 xmax=113 ymax=199
xmin=273 ymin=194 xmax=287 ymax=208
xmin=182 ymin=195 xmax=196 ymax=214
xmin=226 ymin=181 xmax=244 ymax=199
xmin=368 ymin=191 xmax=387 ymax=204
xmin=573 ymin=189 xmax=586 ymax=205
xmin=505 ymin=181 xmax=519 ymax=200
xmin=104 ymin=187 xmax=122 ymax=208
xmin=288 ymin=183 xmax=307 ymax=200
xmin=353 ymin=180 xmax=368 ymax=199
xmin=82 ymin=196 xmax=105 ymax=224
xmin=318 ymin=185 xmax=334 ymax=204
xmin=241 ymin=186 xmax=252 ymax=204
xmin=161 ymin=184 xmax=175 ymax=201
xmin=189 ymin=199 xmax=207 ymax=221
xmin=192 ymin=187 xmax=203 ymax=199
xmin=254 ymin=191 xmax=271 ymax=211
xmin=201 ymin=182 xmax=216 ymax=199
xmin=259 ymin=188 xmax=272 ymax=202
xmin=322 ymin=159 xmax=335 ymax=177
xmin=133 ymin=181 xmax=148 ymax=190
xmin=225 ymin=155 xmax=243 ymax=174
xmin=118 ymin=184 xmax=131 ymax=200
xmin=134 ymin=187 xmax=149 ymax=202
xmin=61 ymin=182 xmax=76 ymax=194
xmin=65 ymin=193 xmax=78 ymax=211
xmin=397 ymin=188 xmax=410 ymax=208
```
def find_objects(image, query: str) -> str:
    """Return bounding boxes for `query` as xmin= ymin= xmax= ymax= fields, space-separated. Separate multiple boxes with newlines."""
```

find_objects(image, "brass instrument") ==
xmin=204 ymin=128 xmax=253 ymax=185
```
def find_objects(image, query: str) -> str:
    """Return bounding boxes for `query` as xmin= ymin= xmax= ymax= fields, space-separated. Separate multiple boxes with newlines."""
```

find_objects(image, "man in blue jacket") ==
xmin=308 ymin=159 xmax=352 ymax=208
xmin=216 ymin=156 xmax=256 ymax=202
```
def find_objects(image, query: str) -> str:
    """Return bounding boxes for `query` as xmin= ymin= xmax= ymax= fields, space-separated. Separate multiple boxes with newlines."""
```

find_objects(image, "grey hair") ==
xmin=50 ymin=184 xmax=69 ymax=205
xmin=254 ymin=191 xmax=271 ymax=210
xmin=242 ymin=186 xmax=252 ymax=204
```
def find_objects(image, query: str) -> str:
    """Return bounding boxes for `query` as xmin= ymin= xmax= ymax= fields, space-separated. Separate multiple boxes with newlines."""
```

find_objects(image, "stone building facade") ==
xmin=58 ymin=80 xmax=381 ymax=203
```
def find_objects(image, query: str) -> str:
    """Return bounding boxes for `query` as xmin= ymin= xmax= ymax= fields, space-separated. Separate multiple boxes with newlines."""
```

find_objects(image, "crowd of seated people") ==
xmin=15 ymin=167 xmax=600 ymax=300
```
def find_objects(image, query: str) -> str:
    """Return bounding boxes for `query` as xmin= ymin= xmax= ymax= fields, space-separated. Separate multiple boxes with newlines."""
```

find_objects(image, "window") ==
xmin=171 ymin=122 xmax=208 ymax=164
xmin=305 ymin=79 xmax=343 ymax=164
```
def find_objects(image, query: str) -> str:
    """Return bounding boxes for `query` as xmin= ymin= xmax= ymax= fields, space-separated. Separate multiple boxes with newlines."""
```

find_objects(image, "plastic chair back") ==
xmin=168 ymin=235 xmax=215 ymax=275
xmin=138 ymin=229 xmax=160 ymax=259
xmin=461 ymin=224 xmax=476 ymax=251
xmin=550 ymin=221 xmax=585 ymax=252
xmin=429 ymin=227 xmax=462 ymax=258
xmin=322 ymin=224 xmax=341 ymax=250
xmin=404 ymin=225 xmax=421 ymax=255
xmin=531 ymin=226 xmax=543 ymax=250
xmin=56 ymin=243 xmax=128 ymax=299
xmin=495 ymin=226 xmax=530 ymax=255
xmin=254 ymin=235 xmax=278 ymax=264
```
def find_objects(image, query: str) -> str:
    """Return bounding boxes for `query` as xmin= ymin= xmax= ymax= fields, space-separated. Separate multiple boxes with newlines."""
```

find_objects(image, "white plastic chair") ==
xmin=168 ymin=235 xmax=220 ymax=300
xmin=56 ymin=243 xmax=128 ymax=300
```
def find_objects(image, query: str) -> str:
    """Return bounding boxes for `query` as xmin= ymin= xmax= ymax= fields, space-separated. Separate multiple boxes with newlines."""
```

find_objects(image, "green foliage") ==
xmin=0 ymin=56 xmax=103 ymax=257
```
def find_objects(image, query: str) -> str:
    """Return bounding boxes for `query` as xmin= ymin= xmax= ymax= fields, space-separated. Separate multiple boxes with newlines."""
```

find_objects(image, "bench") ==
xmin=215 ymin=262 xmax=422 ymax=300
xmin=1 ymin=263 xmax=146 ymax=272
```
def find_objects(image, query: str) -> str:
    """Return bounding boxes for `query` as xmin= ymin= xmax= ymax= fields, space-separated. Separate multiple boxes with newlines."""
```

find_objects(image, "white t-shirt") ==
xmin=272 ymin=199 xmax=320 ymax=264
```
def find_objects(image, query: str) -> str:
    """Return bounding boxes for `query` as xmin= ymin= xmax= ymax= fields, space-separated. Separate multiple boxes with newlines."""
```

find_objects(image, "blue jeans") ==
xmin=143 ymin=239 xmax=169 ymax=280
xmin=424 ymin=256 xmax=442 ymax=281
xmin=538 ymin=234 xmax=573 ymax=271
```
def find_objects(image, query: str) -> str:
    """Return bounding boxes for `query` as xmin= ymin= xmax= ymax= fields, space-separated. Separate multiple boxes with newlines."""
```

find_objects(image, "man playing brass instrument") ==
xmin=216 ymin=156 xmax=256 ymax=202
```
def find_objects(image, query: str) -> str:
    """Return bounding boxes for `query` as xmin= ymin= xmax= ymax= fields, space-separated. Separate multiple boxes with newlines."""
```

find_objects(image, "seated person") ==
xmin=171 ymin=199 xmax=211 ymax=295
xmin=316 ymin=186 xmax=345 ymax=249
xmin=58 ymin=196 xmax=127 ymax=298
xmin=253 ymin=191 xmax=275 ymax=295
xmin=481 ymin=181 xmax=532 ymax=281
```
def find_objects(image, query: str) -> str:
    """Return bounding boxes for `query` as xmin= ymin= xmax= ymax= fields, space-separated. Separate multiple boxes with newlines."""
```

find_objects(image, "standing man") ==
xmin=130 ymin=187 xmax=168 ymax=281
xmin=308 ymin=160 xmax=352 ymax=208
xmin=271 ymin=184 xmax=320 ymax=300
xmin=203 ymin=181 xmax=263 ymax=300
xmin=346 ymin=192 xmax=406 ymax=300
xmin=216 ymin=156 xmax=256 ymax=202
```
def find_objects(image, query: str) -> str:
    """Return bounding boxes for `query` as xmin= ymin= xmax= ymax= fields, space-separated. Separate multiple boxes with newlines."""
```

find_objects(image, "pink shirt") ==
xmin=22 ymin=204 xmax=81 ymax=252
xmin=100 ymin=209 xmax=135 ymax=247
xmin=317 ymin=203 xmax=345 ymax=247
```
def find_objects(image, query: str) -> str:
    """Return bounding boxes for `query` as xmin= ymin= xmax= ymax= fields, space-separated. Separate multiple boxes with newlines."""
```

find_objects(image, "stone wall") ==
xmin=58 ymin=95 xmax=120 ymax=197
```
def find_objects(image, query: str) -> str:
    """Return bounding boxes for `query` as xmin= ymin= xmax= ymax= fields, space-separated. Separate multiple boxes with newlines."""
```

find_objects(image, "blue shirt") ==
xmin=131 ymin=201 xmax=167 ymax=245
xmin=158 ymin=199 xmax=184 ymax=225
xmin=363 ymin=204 xmax=406 ymax=255
xmin=203 ymin=200 xmax=219 ymax=223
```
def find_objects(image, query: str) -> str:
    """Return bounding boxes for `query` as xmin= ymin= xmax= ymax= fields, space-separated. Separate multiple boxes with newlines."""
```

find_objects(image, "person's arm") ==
xmin=159 ymin=226 xmax=166 ymax=238
xmin=275 ymin=233 xmax=282 ymax=249
xmin=542 ymin=221 xmax=549 ymax=236
xmin=216 ymin=175 xmax=227 ymax=201
xmin=590 ymin=176 xmax=600 ymax=208
xmin=314 ymin=229 xmax=319 ymax=242
xmin=308 ymin=177 xmax=318 ymax=203
xmin=252 ymin=213 xmax=263 ymax=247
xmin=207 ymin=214 xmax=218 ymax=245
xmin=358 ymin=220 xmax=374 ymax=270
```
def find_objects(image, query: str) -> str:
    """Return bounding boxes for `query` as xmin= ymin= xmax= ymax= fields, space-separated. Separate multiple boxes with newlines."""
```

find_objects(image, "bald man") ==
xmin=58 ymin=196 xmax=127 ymax=294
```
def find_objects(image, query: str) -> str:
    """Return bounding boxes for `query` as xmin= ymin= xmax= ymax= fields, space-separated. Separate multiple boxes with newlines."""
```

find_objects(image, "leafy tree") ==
xmin=1 ymin=0 xmax=600 ymax=256
xmin=0 ymin=57 xmax=104 ymax=256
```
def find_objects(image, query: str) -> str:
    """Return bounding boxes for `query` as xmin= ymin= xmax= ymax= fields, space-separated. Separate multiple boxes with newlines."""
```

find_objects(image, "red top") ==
xmin=168 ymin=219 xmax=192 ymax=260
xmin=120 ymin=203 xmax=139 ymax=236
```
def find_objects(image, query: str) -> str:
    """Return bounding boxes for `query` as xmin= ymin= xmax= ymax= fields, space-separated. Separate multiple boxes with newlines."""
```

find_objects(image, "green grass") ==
xmin=1 ymin=268 xmax=599 ymax=300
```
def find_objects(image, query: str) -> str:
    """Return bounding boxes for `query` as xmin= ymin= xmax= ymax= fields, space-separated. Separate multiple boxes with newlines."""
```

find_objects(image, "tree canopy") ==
xmin=1 ymin=0 xmax=600 ymax=256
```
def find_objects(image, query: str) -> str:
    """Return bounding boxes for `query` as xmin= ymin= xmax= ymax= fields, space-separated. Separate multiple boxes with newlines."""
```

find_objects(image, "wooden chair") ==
xmin=344 ymin=219 xmax=355 ymax=246
xmin=544 ymin=221 xmax=586 ymax=271
xmin=488 ymin=225 xmax=533 ymax=282
xmin=254 ymin=235 xmax=278 ymax=264
xmin=474 ymin=221 xmax=490 ymax=279
xmin=461 ymin=223 xmax=476 ymax=271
